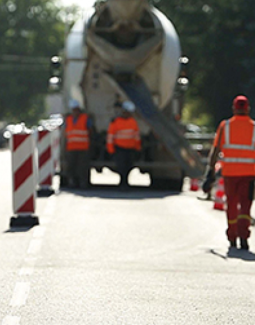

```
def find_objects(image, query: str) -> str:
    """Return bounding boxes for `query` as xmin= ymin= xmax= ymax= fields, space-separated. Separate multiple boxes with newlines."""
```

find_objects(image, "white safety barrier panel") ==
xmin=51 ymin=127 xmax=61 ymax=174
xmin=10 ymin=124 xmax=39 ymax=228
xmin=37 ymin=127 xmax=54 ymax=196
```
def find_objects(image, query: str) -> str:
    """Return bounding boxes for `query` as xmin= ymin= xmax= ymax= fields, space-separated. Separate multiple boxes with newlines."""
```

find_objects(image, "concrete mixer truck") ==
xmin=52 ymin=0 xmax=205 ymax=190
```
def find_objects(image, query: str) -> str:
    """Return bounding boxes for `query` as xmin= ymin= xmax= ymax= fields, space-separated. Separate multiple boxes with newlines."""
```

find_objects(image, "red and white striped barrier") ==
xmin=10 ymin=125 xmax=39 ymax=228
xmin=37 ymin=127 xmax=54 ymax=196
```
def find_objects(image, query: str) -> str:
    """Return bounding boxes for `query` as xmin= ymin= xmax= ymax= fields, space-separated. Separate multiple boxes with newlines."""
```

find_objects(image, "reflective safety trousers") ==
xmin=215 ymin=116 xmax=255 ymax=176
xmin=65 ymin=114 xmax=90 ymax=151
xmin=224 ymin=176 xmax=253 ymax=240
xmin=106 ymin=117 xmax=141 ymax=154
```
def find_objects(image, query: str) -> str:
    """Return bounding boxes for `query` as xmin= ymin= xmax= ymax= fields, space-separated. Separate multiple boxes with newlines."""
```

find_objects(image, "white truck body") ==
xmin=60 ymin=0 xmax=204 ymax=189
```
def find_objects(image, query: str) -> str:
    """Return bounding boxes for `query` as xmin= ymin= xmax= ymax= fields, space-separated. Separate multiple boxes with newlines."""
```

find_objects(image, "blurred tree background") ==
xmin=0 ymin=0 xmax=255 ymax=128
xmin=0 ymin=0 xmax=78 ymax=125
xmin=155 ymin=0 xmax=255 ymax=127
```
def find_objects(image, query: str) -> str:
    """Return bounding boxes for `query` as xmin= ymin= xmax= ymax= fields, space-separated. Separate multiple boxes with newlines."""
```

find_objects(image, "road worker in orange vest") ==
xmin=65 ymin=99 xmax=92 ymax=189
xmin=106 ymin=101 xmax=141 ymax=190
xmin=203 ymin=95 xmax=255 ymax=250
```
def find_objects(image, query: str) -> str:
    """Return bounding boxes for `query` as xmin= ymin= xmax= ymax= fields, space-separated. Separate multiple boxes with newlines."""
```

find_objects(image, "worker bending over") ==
xmin=203 ymin=95 xmax=255 ymax=250
xmin=107 ymin=101 xmax=141 ymax=190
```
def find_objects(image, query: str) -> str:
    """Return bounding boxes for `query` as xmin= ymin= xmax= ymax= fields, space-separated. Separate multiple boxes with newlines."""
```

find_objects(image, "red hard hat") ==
xmin=233 ymin=95 xmax=249 ymax=111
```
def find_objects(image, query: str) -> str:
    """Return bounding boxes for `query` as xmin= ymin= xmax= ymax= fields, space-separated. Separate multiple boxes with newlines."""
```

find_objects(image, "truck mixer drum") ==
xmin=58 ymin=0 xmax=204 ymax=190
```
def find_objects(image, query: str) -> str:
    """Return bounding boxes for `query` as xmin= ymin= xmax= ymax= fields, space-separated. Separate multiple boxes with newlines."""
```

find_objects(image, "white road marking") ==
xmin=43 ymin=197 xmax=56 ymax=216
xmin=2 ymin=181 xmax=57 ymax=323
xmin=33 ymin=226 xmax=46 ymax=238
xmin=19 ymin=257 xmax=37 ymax=276
xmin=10 ymin=282 xmax=30 ymax=307
xmin=27 ymin=238 xmax=42 ymax=255
xmin=39 ymin=217 xmax=50 ymax=225
xmin=2 ymin=316 xmax=20 ymax=325
xmin=40 ymin=196 xmax=56 ymax=224
xmin=18 ymin=266 xmax=34 ymax=276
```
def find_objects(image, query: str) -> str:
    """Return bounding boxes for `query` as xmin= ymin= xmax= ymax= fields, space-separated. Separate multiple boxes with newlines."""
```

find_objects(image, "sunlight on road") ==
xmin=90 ymin=167 xmax=151 ymax=186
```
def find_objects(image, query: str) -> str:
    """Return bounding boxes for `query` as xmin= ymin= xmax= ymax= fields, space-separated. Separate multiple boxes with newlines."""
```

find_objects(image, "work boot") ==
xmin=240 ymin=238 xmax=249 ymax=250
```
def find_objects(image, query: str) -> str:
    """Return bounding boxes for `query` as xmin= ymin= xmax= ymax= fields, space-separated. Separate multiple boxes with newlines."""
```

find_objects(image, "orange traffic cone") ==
xmin=213 ymin=177 xmax=225 ymax=210
xmin=190 ymin=178 xmax=199 ymax=191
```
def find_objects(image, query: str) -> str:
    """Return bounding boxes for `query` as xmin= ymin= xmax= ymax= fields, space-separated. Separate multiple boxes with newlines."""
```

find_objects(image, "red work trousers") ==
xmin=224 ymin=176 xmax=254 ymax=241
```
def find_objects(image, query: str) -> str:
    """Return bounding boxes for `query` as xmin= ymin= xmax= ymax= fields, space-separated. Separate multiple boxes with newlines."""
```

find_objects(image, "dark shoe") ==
xmin=229 ymin=239 xmax=237 ymax=248
xmin=240 ymin=238 xmax=249 ymax=250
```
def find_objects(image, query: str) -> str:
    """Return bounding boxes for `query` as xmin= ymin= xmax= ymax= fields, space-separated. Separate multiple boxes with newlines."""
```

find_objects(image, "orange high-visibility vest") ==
xmin=214 ymin=115 xmax=255 ymax=176
xmin=65 ymin=114 xmax=89 ymax=151
xmin=106 ymin=117 xmax=141 ymax=154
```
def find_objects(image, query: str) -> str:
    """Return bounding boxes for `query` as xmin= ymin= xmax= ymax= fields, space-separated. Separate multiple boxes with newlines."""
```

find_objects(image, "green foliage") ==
xmin=182 ymin=96 xmax=214 ymax=128
xmin=0 ymin=0 xmax=70 ymax=125
xmin=2 ymin=0 xmax=255 ymax=129
xmin=156 ymin=0 xmax=255 ymax=127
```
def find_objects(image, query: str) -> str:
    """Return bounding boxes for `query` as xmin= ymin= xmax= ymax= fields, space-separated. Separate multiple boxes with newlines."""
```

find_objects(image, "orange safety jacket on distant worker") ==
xmin=65 ymin=114 xmax=90 ymax=151
xmin=106 ymin=117 xmax=141 ymax=154
xmin=214 ymin=115 xmax=255 ymax=176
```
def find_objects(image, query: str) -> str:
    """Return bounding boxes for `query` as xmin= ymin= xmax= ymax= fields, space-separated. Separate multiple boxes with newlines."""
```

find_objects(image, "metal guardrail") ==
xmin=184 ymin=132 xmax=215 ymax=141
xmin=184 ymin=132 xmax=214 ymax=167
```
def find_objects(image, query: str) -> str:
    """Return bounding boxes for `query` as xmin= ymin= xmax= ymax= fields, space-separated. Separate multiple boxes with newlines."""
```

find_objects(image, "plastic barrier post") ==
xmin=51 ymin=127 xmax=61 ymax=174
xmin=37 ymin=127 xmax=55 ymax=197
xmin=10 ymin=125 xmax=39 ymax=228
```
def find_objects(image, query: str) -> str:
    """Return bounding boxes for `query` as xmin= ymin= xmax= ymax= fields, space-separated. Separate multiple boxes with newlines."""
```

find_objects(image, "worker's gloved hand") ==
xmin=202 ymin=167 xmax=216 ymax=193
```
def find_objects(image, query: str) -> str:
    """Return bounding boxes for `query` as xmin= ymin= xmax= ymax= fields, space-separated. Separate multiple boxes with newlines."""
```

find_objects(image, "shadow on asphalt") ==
xmin=58 ymin=184 xmax=181 ymax=199
xmin=209 ymin=248 xmax=255 ymax=261
xmin=4 ymin=225 xmax=37 ymax=233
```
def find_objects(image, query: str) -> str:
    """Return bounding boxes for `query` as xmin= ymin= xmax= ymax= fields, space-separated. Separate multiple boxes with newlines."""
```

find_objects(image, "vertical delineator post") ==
xmin=37 ymin=127 xmax=55 ymax=196
xmin=10 ymin=123 xmax=39 ymax=228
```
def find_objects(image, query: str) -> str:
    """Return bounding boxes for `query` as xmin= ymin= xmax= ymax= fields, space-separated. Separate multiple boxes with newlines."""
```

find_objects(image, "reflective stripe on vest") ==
xmin=66 ymin=130 xmax=88 ymax=136
xmin=221 ymin=119 xmax=255 ymax=164
xmin=223 ymin=158 xmax=255 ymax=163
xmin=67 ymin=137 xmax=89 ymax=143
xmin=106 ymin=134 xmax=114 ymax=144
xmin=114 ymin=129 xmax=137 ymax=140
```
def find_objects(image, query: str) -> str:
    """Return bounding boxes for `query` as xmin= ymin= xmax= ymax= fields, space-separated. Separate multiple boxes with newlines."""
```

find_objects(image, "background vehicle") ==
xmin=51 ymin=0 xmax=205 ymax=190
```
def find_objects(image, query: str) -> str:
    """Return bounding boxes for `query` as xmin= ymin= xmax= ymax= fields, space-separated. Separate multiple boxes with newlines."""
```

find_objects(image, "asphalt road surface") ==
xmin=1 ymin=148 xmax=255 ymax=325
